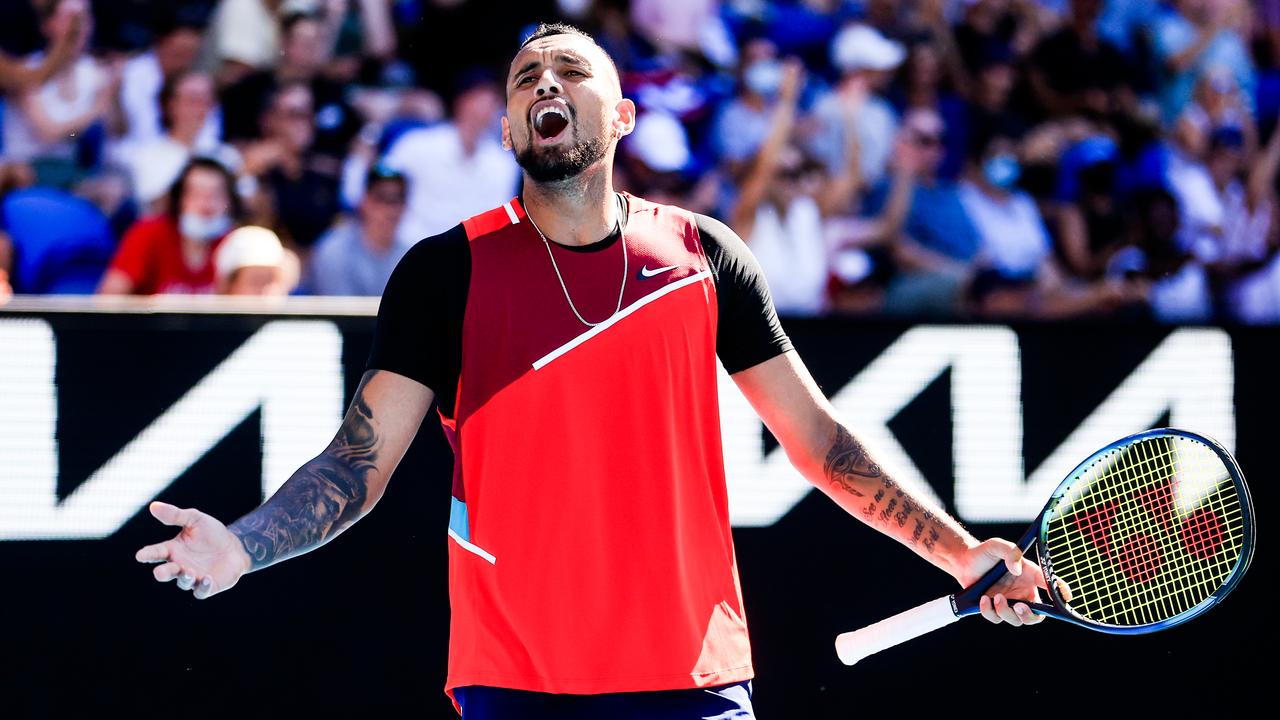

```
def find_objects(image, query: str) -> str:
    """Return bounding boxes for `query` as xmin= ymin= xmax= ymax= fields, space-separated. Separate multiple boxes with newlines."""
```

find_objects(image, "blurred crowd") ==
xmin=2 ymin=0 xmax=1280 ymax=324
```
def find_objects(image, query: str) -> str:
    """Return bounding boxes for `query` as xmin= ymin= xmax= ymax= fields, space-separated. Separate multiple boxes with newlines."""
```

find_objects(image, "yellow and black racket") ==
xmin=836 ymin=428 xmax=1255 ymax=665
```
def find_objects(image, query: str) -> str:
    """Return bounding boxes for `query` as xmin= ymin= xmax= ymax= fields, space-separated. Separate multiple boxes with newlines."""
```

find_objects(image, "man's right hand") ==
xmin=135 ymin=501 xmax=252 ymax=600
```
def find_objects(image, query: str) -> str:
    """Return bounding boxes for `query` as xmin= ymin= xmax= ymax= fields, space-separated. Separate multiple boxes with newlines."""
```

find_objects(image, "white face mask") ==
xmin=179 ymin=213 xmax=232 ymax=243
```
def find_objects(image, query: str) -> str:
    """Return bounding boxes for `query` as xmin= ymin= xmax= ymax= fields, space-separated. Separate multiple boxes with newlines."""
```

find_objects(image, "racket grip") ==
xmin=835 ymin=595 xmax=960 ymax=666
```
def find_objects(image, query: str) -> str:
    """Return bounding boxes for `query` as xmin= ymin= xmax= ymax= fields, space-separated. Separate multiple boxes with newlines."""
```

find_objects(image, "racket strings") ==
xmin=1043 ymin=436 xmax=1245 ymax=626
xmin=1056 ymin=440 xmax=1243 ymax=623
xmin=1053 ymin=441 xmax=1243 ymax=624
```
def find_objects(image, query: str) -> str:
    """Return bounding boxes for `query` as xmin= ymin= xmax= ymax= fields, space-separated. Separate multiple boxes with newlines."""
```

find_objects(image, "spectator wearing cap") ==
xmin=1053 ymin=135 xmax=1127 ymax=280
xmin=618 ymin=110 xmax=717 ymax=214
xmin=241 ymin=81 xmax=342 ymax=251
xmin=215 ymin=225 xmax=297 ymax=296
xmin=1152 ymin=0 xmax=1255 ymax=124
xmin=1027 ymin=0 xmax=1136 ymax=120
xmin=372 ymin=71 xmax=517 ymax=244
xmin=98 ymin=157 xmax=242 ymax=295
xmin=118 ymin=10 xmax=214 ymax=148
xmin=220 ymin=9 xmax=360 ymax=164
xmin=306 ymin=164 xmax=408 ymax=296
xmin=114 ymin=71 xmax=242 ymax=209
xmin=808 ymin=24 xmax=904 ymax=188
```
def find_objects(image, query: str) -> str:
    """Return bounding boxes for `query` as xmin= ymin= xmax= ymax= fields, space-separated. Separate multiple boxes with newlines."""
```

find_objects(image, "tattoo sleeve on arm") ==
xmin=228 ymin=388 xmax=381 ymax=571
xmin=823 ymin=423 xmax=952 ymax=556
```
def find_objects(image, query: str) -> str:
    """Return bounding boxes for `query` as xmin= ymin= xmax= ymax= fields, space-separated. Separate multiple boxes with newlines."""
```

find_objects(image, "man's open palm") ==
xmin=135 ymin=501 xmax=251 ymax=600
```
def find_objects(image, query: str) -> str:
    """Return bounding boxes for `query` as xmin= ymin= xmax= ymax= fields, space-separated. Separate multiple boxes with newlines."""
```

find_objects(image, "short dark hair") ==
xmin=515 ymin=22 xmax=619 ymax=84
xmin=520 ymin=22 xmax=597 ymax=49
xmin=167 ymin=157 xmax=244 ymax=223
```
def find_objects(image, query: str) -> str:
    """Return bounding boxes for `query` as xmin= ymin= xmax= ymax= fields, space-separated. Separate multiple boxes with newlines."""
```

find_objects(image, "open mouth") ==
xmin=532 ymin=101 xmax=570 ymax=141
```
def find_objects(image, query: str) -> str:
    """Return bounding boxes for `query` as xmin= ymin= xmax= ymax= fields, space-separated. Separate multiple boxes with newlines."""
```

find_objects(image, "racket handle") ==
xmin=835 ymin=595 xmax=960 ymax=666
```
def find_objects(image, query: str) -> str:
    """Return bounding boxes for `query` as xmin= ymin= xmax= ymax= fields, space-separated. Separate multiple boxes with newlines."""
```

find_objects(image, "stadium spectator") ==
xmin=1152 ymin=0 xmax=1255 ymax=124
xmin=214 ymin=224 xmax=297 ymax=296
xmin=118 ymin=9 xmax=213 ymax=147
xmin=220 ymin=9 xmax=360 ymax=163
xmin=863 ymin=108 xmax=979 ymax=316
xmin=0 ymin=0 xmax=80 ymax=94
xmin=890 ymin=38 xmax=969 ymax=179
xmin=809 ymin=24 xmax=904 ymax=187
xmin=115 ymin=71 xmax=241 ymax=209
xmin=732 ymin=59 xmax=890 ymax=317
xmin=374 ymin=71 xmax=517 ymax=244
xmin=241 ymin=81 xmax=341 ymax=250
xmin=712 ymin=37 xmax=785 ymax=167
xmin=1109 ymin=186 xmax=1213 ymax=323
xmin=958 ymin=131 xmax=1053 ymax=282
xmin=202 ymin=0 xmax=284 ymax=87
xmin=98 ymin=158 xmax=242 ymax=295
xmin=617 ymin=109 xmax=718 ymax=214
xmin=306 ymin=164 xmax=408 ymax=296
xmin=964 ymin=42 xmax=1029 ymax=147
xmin=1027 ymin=0 xmax=1135 ymax=120
xmin=1 ymin=0 xmax=120 ymax=188
xmin=952 ymin=0 xmax=1043 ymax=74
xmin=1204 ymin=124 xmax=1280 ymax=324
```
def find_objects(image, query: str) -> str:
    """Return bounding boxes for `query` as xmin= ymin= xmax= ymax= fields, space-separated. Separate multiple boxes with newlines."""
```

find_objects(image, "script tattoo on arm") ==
xmin=229 ymin=388 xmax=381 ymax=570
xmin=824 ymin=422 xmax=947 ymax=556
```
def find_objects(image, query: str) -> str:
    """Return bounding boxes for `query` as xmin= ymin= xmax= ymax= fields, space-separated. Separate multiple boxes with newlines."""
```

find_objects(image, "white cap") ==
xmin=215 ymin=226 xmax=285 ymax=280
xmin=626 ymin=111 xmax=691 ymax=173
xmin=831 ymin=24 xmax=906 ymax=73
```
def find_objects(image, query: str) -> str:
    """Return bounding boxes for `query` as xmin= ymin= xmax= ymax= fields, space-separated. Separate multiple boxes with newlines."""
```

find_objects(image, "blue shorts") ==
xmin=454 ymin=680 xmax=755 ymax=719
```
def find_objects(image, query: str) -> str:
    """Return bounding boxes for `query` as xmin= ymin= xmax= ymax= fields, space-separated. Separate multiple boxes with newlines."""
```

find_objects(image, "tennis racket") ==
xmin=835 ymin=427 xmax=1255 ymax=665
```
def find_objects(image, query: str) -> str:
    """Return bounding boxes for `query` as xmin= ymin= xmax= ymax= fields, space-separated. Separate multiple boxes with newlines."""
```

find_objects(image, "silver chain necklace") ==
xmin=526 ymin=194 xmax=627 ymax=328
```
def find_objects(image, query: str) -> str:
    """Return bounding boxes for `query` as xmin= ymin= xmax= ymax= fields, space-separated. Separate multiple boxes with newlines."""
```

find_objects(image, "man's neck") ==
xmin=521 ymin=163 xmax=619 ymax=247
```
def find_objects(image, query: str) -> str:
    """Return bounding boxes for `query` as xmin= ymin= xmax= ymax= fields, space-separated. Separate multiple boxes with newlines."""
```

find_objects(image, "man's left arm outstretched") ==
xmin=732 ymin=350 xmax=1049 ymax=626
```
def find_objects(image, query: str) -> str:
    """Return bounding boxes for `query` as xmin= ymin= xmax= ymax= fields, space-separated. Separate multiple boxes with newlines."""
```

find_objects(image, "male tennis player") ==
xmin=136 ymin=23 xmax=1049 ymax=718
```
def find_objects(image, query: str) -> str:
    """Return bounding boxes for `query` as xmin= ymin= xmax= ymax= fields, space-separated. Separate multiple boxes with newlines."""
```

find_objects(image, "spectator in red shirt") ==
xmin=98 ymin=158 xmax=243 ymax=295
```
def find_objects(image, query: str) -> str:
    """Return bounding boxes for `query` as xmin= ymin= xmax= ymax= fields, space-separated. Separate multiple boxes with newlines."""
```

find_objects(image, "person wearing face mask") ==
xmin=712 ymin=37 xmax=786 ymax=169
xmin=98 ymin=158 xmax=242 ymax=295
xmin=957 ymin=131 xmax=1052 ymax=282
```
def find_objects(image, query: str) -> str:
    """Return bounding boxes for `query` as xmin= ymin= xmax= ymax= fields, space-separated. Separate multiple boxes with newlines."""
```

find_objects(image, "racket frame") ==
xmin=950 ymin=427 xmax=1254 ymax=634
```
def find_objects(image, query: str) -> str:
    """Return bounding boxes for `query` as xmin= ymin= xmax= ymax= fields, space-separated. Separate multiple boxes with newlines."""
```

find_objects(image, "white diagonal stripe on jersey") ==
xmin=532 ymin=270 xmax=712 ymax=371
xmin=503 ymin=202 xmax=520 ymax=225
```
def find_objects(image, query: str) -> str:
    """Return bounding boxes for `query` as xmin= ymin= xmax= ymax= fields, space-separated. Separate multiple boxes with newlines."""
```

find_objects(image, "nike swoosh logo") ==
xmin=637 ymin=264 xmax=679 ymax=279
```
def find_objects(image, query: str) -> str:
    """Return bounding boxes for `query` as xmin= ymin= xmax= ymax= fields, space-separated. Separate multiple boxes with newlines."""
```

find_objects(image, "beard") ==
xmin=516 ymin=127 xmax=611 ymax=183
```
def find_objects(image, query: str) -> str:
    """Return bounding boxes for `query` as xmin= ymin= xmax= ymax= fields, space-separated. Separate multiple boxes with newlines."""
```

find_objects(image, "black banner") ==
xmin=0 ymin=310 xmax=1271 ymax=717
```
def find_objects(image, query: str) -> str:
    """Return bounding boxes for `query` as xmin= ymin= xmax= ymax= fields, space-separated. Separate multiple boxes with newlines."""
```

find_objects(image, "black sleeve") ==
xmin=366 ymin=224 xmax=470 ymax=417
xmin=694 ymin=213 xmax=794 ymax=374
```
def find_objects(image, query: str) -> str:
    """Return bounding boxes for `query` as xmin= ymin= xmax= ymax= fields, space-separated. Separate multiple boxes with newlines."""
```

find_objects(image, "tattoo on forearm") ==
xmin=826 ymin=422 xmax=951 ymax=556
xmin=230 ymin=388 xmax=380 ymax=569
xmin=824 ymin=425 xmax=881 ymax=497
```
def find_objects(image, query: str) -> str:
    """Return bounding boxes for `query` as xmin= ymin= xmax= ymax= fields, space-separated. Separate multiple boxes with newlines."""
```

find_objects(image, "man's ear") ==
xmin=501 ymin=116 xmax=513 ymax=151
xmin=613 ymin=98 xmax=637 ymax=140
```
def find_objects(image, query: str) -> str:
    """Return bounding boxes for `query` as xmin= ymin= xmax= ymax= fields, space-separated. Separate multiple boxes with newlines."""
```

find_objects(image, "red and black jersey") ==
xmin=367 ymin=193 xmax=791 ymax=707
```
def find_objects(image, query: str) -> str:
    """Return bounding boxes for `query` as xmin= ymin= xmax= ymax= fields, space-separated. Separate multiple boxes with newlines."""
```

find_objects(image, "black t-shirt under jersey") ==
xmin=368 ymin=202 xmax=793 ymax=417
